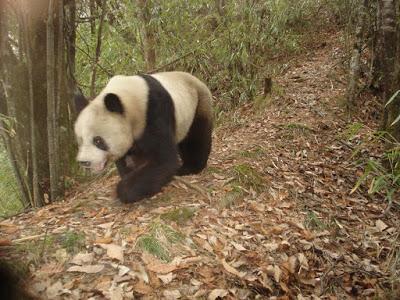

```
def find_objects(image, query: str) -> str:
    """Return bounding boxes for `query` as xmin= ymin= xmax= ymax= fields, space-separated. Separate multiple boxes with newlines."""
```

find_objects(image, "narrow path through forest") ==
xmin=2 ymin=31 xmax=398 ymax=299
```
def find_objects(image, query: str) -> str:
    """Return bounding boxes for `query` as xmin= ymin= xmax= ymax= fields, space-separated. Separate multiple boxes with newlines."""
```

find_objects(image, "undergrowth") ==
xmin=349 ymin=92 xmax=400 ymax=212
xmin=233 ymin=163 xmax=265 ymax=193
xmin=77 ymin=0 xmax=345 ymax=107
xmin=60 ymin=231 xmax=86 ymax=254
xmin=0 ymin=148 xmax=22 ymax=217
xmin=136 ymin=222 xmax=185 ymax=262
xmin=351 ymin=129 xmax=400 ymax=212
xmin=353 ymin=148 xmax=400 ymax=209
xmin=161 ymin=207 xmax=196 ymax=224
xmin=304 ymin=210 xmax=329 ymax=231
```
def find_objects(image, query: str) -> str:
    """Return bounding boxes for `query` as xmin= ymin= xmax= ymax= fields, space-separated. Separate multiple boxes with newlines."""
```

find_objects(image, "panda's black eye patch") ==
xmin=93 ymin=136 xmax=108 ymax=151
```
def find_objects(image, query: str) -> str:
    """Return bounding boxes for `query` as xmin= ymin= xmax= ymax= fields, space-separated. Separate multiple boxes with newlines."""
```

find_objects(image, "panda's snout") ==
xmin=79 ymin=161 xmax=91 ymax=168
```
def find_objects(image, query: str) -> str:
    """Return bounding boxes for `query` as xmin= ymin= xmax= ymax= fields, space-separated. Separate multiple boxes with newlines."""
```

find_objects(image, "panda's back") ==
xmin=150 ymin=72 xmax=199 ymax=142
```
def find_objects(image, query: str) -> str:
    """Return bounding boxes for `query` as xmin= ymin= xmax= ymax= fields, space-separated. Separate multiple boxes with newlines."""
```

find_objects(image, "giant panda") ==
xmin=74 ymin=71 xmax=213 ymax=203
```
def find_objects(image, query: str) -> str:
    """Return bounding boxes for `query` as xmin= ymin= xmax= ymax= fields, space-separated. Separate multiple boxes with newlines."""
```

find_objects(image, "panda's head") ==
xmin=74 ymin=92 xmax=133 ymax=173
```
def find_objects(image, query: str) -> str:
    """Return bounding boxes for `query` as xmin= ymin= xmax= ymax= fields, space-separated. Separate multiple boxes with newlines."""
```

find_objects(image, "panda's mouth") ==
xmin=92 ymin=159 xmax=108 ymax=173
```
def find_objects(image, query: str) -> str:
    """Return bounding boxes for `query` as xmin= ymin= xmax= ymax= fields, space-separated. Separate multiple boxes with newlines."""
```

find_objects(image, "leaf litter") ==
xmin=1 ymin=31 xmax=399 ymax=299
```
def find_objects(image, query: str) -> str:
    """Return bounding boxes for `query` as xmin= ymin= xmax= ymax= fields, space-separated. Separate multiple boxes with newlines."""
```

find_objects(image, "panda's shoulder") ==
xmin=151 ymin=71 xmax=195 ymax=82
xmin=107 ymin=75 xmax=144 ymax=87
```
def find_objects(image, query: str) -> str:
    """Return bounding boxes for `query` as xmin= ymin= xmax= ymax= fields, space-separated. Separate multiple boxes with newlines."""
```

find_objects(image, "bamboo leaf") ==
xmin=369 ymin=176 xmax=386 ymax=194
xmin=385 ymin=90 xmax=400 ymax=107
xmin=351 ymin=170 xmax=369 ymax=194
xmin=393 ymin=174 xmax=400 ymax=184
xmin=390 ymin=113 xmax=400 ymax=126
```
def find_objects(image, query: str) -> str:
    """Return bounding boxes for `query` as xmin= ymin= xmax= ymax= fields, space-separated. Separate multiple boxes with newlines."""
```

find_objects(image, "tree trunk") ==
xmin=347 ymin=0 xmax=368 ymax=114
xmin=65 ymin=0 xmax=76 ymax=81
xmin=21 ymin=6 xmax=45 ymax=207
xmin=19 ymin=0 xmax=51 ymax=206
xmin=89 ymin=0 xmax=96 ymax=35
xmin=1 ymin=0 xmax=76 ymax=209
xmin=65 ymin=0 xmax=77 ymax=121
xmin=379 ymin=0 xmax=400 ymax=139
xmin=90 ymin=0 xmax=107 ymax=97
xmin=47 ymin=0 xmax=57 ymax=202
xmin=64 ymin=0 xmax=79 ymax=175
xmin=55 ymin=0 xmax=64 ymax=193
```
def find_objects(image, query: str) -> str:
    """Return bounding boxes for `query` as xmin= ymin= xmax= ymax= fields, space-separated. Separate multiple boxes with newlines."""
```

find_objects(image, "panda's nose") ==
xmin=79 ymin=161 xmax=91 ymax=168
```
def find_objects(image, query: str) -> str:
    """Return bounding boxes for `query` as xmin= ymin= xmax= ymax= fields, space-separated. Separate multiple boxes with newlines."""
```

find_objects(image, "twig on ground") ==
xmin=173 ymin=176 xmax=211 ymax=203
xmin=319 ymin=258 xmax=343 ymax=296
xmin=39 ymin=228 xmax=49 ymax=258
xmin=13 ymin=234 xmax=46 ymax=244
xmin=380 ymin=198 xmax=400 ymax=217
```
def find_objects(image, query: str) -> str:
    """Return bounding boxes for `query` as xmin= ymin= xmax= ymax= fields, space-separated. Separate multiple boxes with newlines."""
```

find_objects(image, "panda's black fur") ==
xmin=0 ymin=260 xmax=35 ymax=300
xmin=114 ymin=74 xmax=179 ymax=202
xmin=74 ymin=72 xmax=213 ymax=203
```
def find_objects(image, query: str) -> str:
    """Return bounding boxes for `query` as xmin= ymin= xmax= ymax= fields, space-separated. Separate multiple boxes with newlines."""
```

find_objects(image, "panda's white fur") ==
xmin=74 ymin=71 xmax=210 ymax=173
xmin=151 ymin=72 xmax=199 ymax=142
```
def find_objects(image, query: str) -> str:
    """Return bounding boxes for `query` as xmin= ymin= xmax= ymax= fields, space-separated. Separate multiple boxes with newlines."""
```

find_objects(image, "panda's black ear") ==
xmin=104 ymin=93 xmax=124 ymax=114
xmin=74 ymin=89 xmax=89 ymax=114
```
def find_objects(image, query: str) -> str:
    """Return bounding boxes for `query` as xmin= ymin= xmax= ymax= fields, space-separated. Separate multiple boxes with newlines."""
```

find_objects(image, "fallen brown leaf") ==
xmin=98 ymin=243 xmax=124 ymax=262
xmin=163 ymin=289 xmax=181 ymax=299
xmin=133 ymin=281 xmax=152 ymax=295
xmin=208 ymin=289 xmax=228 ymax=300
xmin=221 ymin=259 xmax=246 ymax=278
xmin=375 ymin=219 xmax=388 ymax=232
xmin=67 ymin=264 xmax=104 ymax=273
xmin=146 ymin=262 xmax=179 ymax=274
xmin=158 ymin=272 xmax=175 ymax=284
xmin=45 ymin=280 xmax=64 ymax=299
xmin=0 ymin=239 xmax=12 ymax=246
xmin=94 ymin=237 xmax=113 ymax=244
xmin=71 ymin=252 xmax=94 ymax=265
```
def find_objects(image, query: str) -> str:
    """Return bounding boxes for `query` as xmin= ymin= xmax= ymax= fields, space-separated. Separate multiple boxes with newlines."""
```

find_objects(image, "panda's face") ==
xmin=74 ymin=93 xmax=133 ymax=173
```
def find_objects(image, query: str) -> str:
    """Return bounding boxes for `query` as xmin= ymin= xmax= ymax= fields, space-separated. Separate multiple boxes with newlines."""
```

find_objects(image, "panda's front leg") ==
xmin=115 ymin=152 xmax=148 ymax=177
xmin=116 ymin=152 xmax=179 ymax=203
xmin=115 ymin=156 xmax=132 ymax=177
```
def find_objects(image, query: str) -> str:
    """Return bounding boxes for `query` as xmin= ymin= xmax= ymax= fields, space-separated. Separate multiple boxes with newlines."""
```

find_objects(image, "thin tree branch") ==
xmin=75 ymin=44 xmax=113 ymax=77
xmin=148 ymin=36 xmax=218 ymax=74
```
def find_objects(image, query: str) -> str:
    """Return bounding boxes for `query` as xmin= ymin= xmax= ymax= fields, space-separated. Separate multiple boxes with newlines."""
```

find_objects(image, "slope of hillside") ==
xmin=1 ymin=31 xmax=399 ymax=299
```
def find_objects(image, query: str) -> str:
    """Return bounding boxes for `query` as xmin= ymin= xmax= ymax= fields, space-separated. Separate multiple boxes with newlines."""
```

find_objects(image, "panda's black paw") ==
xmin=117 ymin=181 xmax=144 ymax=203
xmin=176 ymin=166 xmax=191 ymax=176
xmin=177 ymin=165 xmax=203 ymax=176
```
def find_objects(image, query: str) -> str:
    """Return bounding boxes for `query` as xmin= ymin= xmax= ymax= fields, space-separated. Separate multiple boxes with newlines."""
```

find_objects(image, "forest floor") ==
xmin=1 ymin=31 xmax=400 ymax=300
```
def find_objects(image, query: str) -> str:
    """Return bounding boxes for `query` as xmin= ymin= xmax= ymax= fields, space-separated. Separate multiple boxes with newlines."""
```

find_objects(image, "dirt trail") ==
xmin=2 ymin=32 xmax=399 ymax=299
